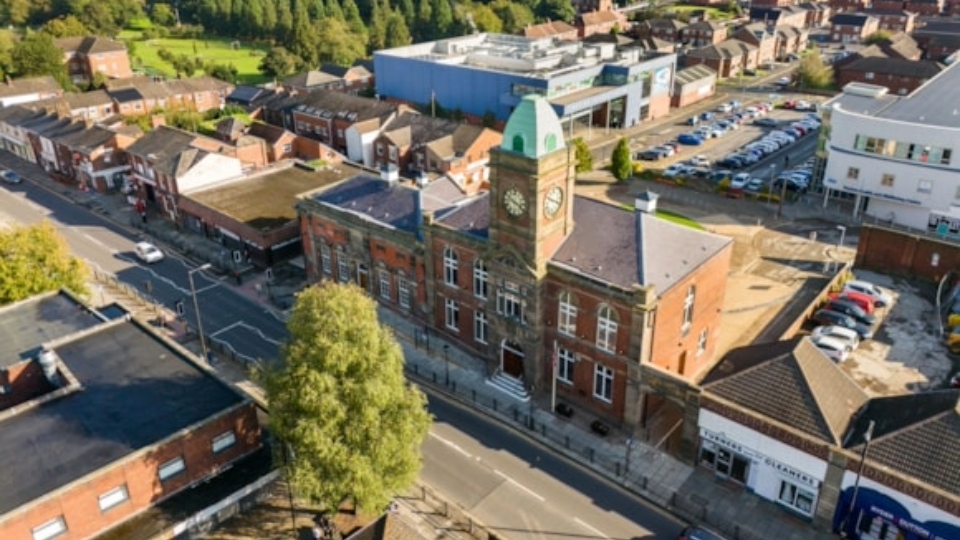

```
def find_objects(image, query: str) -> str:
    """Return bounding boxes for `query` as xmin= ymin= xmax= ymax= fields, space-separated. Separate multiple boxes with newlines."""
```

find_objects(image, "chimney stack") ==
xmin=635 ymin=190 xmax=659 ymax=214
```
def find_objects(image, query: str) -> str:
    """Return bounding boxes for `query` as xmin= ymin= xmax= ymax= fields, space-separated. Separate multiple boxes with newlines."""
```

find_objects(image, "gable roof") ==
xmin=687 ymin=39 xmax=758 ymax=59
xmin=125 ymin=126 xmax=227 ymax=178
xmin=550 ymin=197 xmax=731 ymax=292
xmin=674 ymin=64 xmax=717 ymax=85
xmin=685 ymin=20 xmax=725 ymax=32
xmin=380 ymin=111 xmax=461 ymax=149
xmin=247 ymin=122 xmax=291 ymax=144
xmin=736 ymin=22 xmax=777 ymax=41
xmin=646 ymin=18 xmax=687 ymax=31
xmin=215 ymin=117 xmax=246 ymax=138
xmin=285 ymin=90 xmax=398 ymax=124
xmin=53 ymin=125 xmax=117 ymax=151
xmin=54 ymin=36 xmax=127 ymax=55
xmin=107 ymin=87 xmax=143 ymax=104
xmin=832 ymin=13 xmax=876 ymax=25
xmin=283 ymin=70 xmax=342 ymax=89
xmin=319 ymin=62 xmax=372 ymax=79
xmin=579 ymin=10 xmax=620 ymax=26
xmin=701 ymin=337 xmax=869 ymax=445
xmin=425 ymin=124 xmax=490 ymax=161
xmin=843 ymin=390 xmax=960 ymax=495
xmin=841 ymin=57 xmax=942 ymax=78
xmin=523 ymin=20 xmax=578 ymax=38
xmin=308 ymin=175 xmax=423 ymax=234
xmin=776 ymin=25 xmax=804 ymax=39
xmin=435 ymin=193 xmax=490 ymax=238
xmin=0 ymin=76 xmax=61 ymax=99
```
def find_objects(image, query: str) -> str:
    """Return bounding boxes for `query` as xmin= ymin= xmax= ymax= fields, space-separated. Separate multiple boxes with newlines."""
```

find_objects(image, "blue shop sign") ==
xmin=833 ymin=486 xmax=960 ymax=540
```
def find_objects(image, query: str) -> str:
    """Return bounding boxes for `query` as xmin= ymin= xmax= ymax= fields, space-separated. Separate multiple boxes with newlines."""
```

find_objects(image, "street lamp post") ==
xmin=188 ymin=263 xmax=212 ymax=364
xmin=837 ymin=225 xmax=847 ymax=251
xmin=443 ymin=344 xmax=450 ymax=386
xmin=841 ymin=420 xmax=875 ymax=538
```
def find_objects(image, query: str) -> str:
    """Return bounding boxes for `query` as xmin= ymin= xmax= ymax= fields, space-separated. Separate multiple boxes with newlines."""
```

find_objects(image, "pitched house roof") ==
xmin=425 ymin=124 xmax=488 ymax=161
xmin=832 ymin=13 xmax=876 ymax=25
xmin=286 ymin=90 xmax=398 ymax=124
xmin=107 ymin=87 xmax=143 ymax=104
xmin=0 ymin=76 xmax=61 ymax=99
xmin=841 ymin=57 xmax=943 ymax=78
xmin=125 ymin=126 xmax=224 ymax=178
xmin=776 ymin=25 xmax=804 ymax=40
xmin=645 ymin=18 xmax=688 ymax=31
xmin=674 ymin=64 xmax=717 ymax=85
xmin=842 ymin=390 xmax=960 ymax=495
xmin=701 ymin=337 xmax=869 ymax=445
xmin=550 ymin=197 xmax=731 ymax=292
xmin=579 ymin=10 xmax=620 ymax=26
xmin=798 ymin=2 xmax=830 ymax=11
xmin=53 ymin=125 xmax=118 ymax=152
xmin=685 ymin=20 xmax=726 ymax=32
xmin=103 ymin=75 xmax=155 ymax=91
xmin=380 ymin=112 xmax=460 ymax=149
xmin=54 ymin=36 xmax=127 ymax=55
xmin=215 ymin=117 xmax=246 ymax=139
xmin=877 ymin=32 xmax=923 ymax=59
xmin=912 ymin=21 xmax=960 ymax=35
xmin=687 ymin=39 xmax=758 ymax=60
xmin=523 ymin=20 xmax=578 ymax=38
xmin=308 ymin=175 xmax=424 ymax=234
xmin=436 ymin=193 xmax=490 ymax=238
xmin=737 ymin=22 xmax=777 ymax=42
xmin=283 ymin=70 xmax=342 ymax=89
xmin=319 ymin=62 xmax=372 ymax=79
xmin=247 ymin=122 xmax=291 ymax=144
xmin=582 ymin=33 xmax=636 ymax=46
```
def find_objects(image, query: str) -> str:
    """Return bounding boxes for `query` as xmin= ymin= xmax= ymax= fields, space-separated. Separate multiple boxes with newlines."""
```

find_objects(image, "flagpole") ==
xmin=550 ymin=339 xmax=558 ymax=413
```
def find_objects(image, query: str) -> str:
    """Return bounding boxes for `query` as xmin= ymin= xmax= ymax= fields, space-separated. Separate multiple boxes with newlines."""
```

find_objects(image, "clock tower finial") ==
xmin=489 ymin=95 xmax=575 ymax=274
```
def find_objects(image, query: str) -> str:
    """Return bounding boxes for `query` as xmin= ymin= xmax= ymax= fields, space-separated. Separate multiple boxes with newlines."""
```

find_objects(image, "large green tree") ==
xmin=265 ymin=283 xmax=431 ymax=512
xmin=610 ymin=137 xmax=632 ymax=181
xmin=40 ymin=15 xmax=89 ymax=37
xmin=797 ymin=50 xmax=833 ymax=90
xmin=535 ymin=0 xmax=575 ymax=23
xmin=10 ymin=31 xmax=68 ymax=87
xmin=0 ymin=221 xmax=89 ymax=305
xmin=259 ymin=46 xmax=298 ymax=78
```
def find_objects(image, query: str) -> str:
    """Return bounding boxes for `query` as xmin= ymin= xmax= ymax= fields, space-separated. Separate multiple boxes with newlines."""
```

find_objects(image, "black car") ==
xmin=825 ymin=299 xmax=877 ymax=326
xmin=716 ymin=156 xmax=746 ymax=169
xmin=637 ymin=149 xmax=668 ymax=161
xmin=771 ymin=178 xmax=807 ymax=193
xmin=753 ymin=118 xmax=779 ymax=128
xmin=811 ymin=309 xmax=874 ymax=339
xmin=679 ymin=526 xmax=727 ymax=540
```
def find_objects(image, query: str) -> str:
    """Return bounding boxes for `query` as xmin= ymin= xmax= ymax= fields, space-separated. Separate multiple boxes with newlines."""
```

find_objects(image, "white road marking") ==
xmin=80 ymin=232 xmax=116 ymax=254
xmin=494 ymin=470 xmax=545 ymax=502
xmin=574 ymin=518 xmax=609 ymax=539
xmin=211 ymin=321 xmax=243 ymax=337
xmin=428 ymin=432 xmax=473 ymax=458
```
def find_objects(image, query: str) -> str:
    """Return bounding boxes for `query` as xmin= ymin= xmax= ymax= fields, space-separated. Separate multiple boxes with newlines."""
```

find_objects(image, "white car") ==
xmin=809 ymin=335 xmax=851 ymax=363
xmin=811 ymin=325 xmax=860 ymax=350
xmin=843 ymin=280 xmax=893 ymax=308
xmin=134 ymin=242 xmax=164 ymax=264
xmin=662 ymin=164 xmax=687 ymax=178
xmin=730 ymin=173 xmax=751 ymax=190
xmin=716 ymin=103 xmax=733 ymax=113
xmin=690 ymin=155 xmax=710 ymax=167
xmin=745 ymin=177 xmax=764 ymax=191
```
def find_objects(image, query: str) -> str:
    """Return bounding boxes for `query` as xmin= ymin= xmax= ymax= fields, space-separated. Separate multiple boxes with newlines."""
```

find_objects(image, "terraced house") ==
xmin=297 ymin=95 xmax=732 ymax=451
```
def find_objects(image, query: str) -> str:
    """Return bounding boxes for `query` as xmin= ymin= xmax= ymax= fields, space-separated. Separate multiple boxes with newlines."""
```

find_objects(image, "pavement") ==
xmin=1 ymin=153 xmax=842 ymax=540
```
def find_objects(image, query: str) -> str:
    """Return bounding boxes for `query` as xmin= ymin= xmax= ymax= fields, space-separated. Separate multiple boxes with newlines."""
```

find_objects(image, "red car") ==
xmin=782 ymin=100 xmax=797 ymax=110
xmin=829 ymin=291 xmax=876 ymax=314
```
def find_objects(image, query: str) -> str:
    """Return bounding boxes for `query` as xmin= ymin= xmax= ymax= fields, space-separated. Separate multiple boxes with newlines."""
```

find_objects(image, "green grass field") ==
xmin=655 ymin=209 xmax=705 ymax=230
xmin=118 ymin=30 xmax=270 ymax=85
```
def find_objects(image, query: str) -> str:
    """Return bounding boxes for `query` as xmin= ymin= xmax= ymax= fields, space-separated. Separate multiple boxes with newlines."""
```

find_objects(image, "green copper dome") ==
xmin=501 ymin=94 xmax=566 ymax=159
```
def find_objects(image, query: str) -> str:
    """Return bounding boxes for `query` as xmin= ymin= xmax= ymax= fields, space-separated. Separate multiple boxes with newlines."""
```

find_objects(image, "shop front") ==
xmin=833 ymin=479 xmax=960 ymax=540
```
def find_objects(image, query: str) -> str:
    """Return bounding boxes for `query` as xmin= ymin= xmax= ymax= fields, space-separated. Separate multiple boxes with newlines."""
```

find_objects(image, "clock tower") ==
xmin=488 ymin=94 xmax=576 ymax=276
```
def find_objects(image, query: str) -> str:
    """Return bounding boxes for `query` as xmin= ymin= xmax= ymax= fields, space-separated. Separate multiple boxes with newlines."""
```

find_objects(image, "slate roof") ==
xmin=108 ymin=87 xmax=144 ymax=103
xmin=687 ymin=39 xmax=758 ymax=60
xmin=435 ymin=192 xmax=490 ymax=238
xmin=125 ymin=126 xmax=227 ymax=178
xmin=843 ymin=390 xmax=960 ymax=495
xmin=287 ymin=90 xmax=397 ymax=124
xmin=247 ymin=122 xmax=290 ymax=144
xmin=55 ymin=36 xmax=127 ymax=55
xmin=0 ymin=318 xmax=245 ymax=516
xmin=523 ymin=21 xmax=578 ymax=38
xmin=912 ymin=21 xmax=960 ymax=35
xmin=841 ymin=57 xmax=942 ymax=78
xmin=0 ymin=292 xmax=103 ymax=369
xmin=0 ymin=105 xmax=44 ymax=126
xmin=103 ymin=75 xmax=155 ymax=91
xmin=0 ymin=76 xmax=61 ymax=99
xmin=737 ymin=22 xmax=776 ymax=41
xmin=215 ymin=117 xmax=246 ymax=139
xmin=310 ymin=175 xmax=423 ymax=233
xmin=283 ymin=70 xmax=342 ymax=89
xmin=646 ymin=18 xmax=688 ymax=31
xmin=319 ymin=62 xmax=372 ymax=79
xmin=227 ymin=85 xmax=274 ymax=106
xmin=832 ymin=13 xmax=875 ymax=25
xmin=381 ymin=112 xmax=460 ymax=149
xmin=776 ymin=25 xmax=804 ymax=39
xmin=425 ymin=124 xmax=488 ymax=162
xmin=701 ymin=337 xmax=868 ymax=444
xmin=685 ymin=20 xmax=726 ymax=32
xmin=674 ymin=64 xmax=717 ymax=85
xmin=551 ymin=197 xmax=731 ymax=292
xmin=54 ymin=125 xmax=117 ymax=151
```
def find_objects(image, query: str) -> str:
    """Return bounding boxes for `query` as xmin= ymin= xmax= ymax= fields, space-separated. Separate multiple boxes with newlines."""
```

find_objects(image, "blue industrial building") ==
xmin=374 ymin=33 xmax=677 ymax=131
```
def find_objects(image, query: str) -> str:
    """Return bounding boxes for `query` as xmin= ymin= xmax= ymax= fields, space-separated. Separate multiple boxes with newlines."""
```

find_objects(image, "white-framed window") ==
xmin=443 ymin=246 xmax=459 ymax=287
xmin=474 ymin=310 xmax=489 ymax=344
xmin=596 ymin=305 xmax=618 ymax=353
xmin=320 ymin=244 xmax=332 ymax=275
xmin=379 ymin=270 xmax=391 ymax=300
xmin=497 ymin=290 xmax=523 ymax=322
xmin=398 ymin=276 xmax=410 ymax=309
xmin=918 ymin=179 xmax=933 ymax=194
xmin=212 ymin=431 xmax=237 ymax=453
xmin=558 ymin=292 xmax=577 ymax=336
xmin=881 ymin=173 xmax=895 ymax=187
xmin=337 ymin=129 xmax=344 ymax=138
xmin=558 ymin=347 xmax=575 ymax=384
xmin=778 ymin=481 xmax=816 ymax=516
xmin=445 ymin=298 xmax=459 ymax=331
xmin=32 ymin=517 xmax=67 ymax=540
xmin=473 ymin=259 xmax=488 ymax=299
xmin=846 ymin=167 xmax=859 ymax=180
xmin=376 ymin=144 xmax=384 ymax=156
xmin=98 ymin=485 xmax=130 ymax=512
xmin=593 ymin=364 xmax=613 ymax=403
xmin=682 ymin=285 xmax=696 ymax=334
xmin=865 ymin=72 xmax=874 ymax=80
xmin=158 ymin=456 xmax=186 ymax=481
xmin=697 ymin=328 xmax=708 ymax=357
xmin=337 ymin=254 xmax=349 ymax=283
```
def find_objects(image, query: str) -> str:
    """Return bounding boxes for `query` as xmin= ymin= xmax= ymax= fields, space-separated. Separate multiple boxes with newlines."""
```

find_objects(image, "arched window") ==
xmin=596 ymin=305 xmax=618 ymax=353
xmin=512 ymin=134 xmax=525 ymax=153
xmin=545 ymin=133 xmax=557 ymax=152
xmin=473 ymin=259 xmax=488 ymax=299
xmin=558 ymin=291 xmax=577 ymax=336
xmin=443 ymin=246 xmax=459 ymax=287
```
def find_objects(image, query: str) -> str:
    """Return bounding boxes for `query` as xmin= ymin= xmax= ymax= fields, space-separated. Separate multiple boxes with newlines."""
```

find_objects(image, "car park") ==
xmin=824 ymin=299 xmax=876 ymax=326
xmin=772 ymin=178 xmax=807 ymax=193
xmin=745 ymin=177 xmax=765 ymax=191
xmin=842 ymin=280 xmax=893 ymax=308
xmin=690 ymin=155 xmax=710 ymax=167
xmin=1 ymin=170 xmax=22 ymax=184
xmin=811 ymin=325 xmax=861 ymax=350
xmin=663 ymin=164 xmax=687 ymax=178
xmin=834 ymin=291 xmax=876 ymax=314
xmin=776 ymin=76 xmax=792 ymax=87
xmin=700 ymin=111 xmax=715 ymax=121
xmin=134 ymin=242 xmax=164 ymax=264
xmin=716 ymin=103 xmax=733 ymax=113
xmin=654 ymin=145 xmax=676 ymax=157
xmin=677 ymin=133 xmax=704 ymax=145
xmin=638 ymin=149 xmax=666 ymax=160
xmin=716 ymin=155 xmax=746 ymax=169
xmin=730 ymin=172 xmax=751 ymax=189
xmin=663 ymin=142 xmax=681 ymax=154
xmin=811 ymin=309 xmax=874 ymax=340
xmin=687 ymin=115 xmax=701 ymax=126
xmin=810 ymin=335 xmax=851 ymax=363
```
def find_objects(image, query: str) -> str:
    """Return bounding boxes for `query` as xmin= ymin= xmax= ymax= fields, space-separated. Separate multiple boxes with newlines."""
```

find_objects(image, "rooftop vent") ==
xmin=37 ymin=349 xmax=62 ymax=387
xmin=635 ymin=190 xmax=659 ymax=214
xmin=841 ymin=82 xmax=888 ymax=99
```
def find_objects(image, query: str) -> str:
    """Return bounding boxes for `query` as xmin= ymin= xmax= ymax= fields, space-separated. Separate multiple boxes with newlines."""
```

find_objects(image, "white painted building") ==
xmin=821 ymin=64 xmax=960 ymax=233
xmin=698 ymin=409 xmax=828 ymax=519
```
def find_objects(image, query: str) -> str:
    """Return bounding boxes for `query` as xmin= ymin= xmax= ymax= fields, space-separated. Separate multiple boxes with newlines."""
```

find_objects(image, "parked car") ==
xmin=833 ymin=291 xmax=876 ymax=314
xmin=811 ymin=309 xmax=874 ymax=339
xmin=677 ymin=133 xmax=704 ymax=145
xmin=663 ymin=142 xmax=681 ymax=154
xmin=716 ymin=103 xmax=733 ymax=113
xmin=810 ymin=335 xmax=851 ymax=363
xmin=842 ymin=280 xmax=893 ymax=308
xmin=700 ymin=111 xmax=715 ymax=121
xmin=711 ymin=170 xmax=733 ymax=183
xmin=687 ymin=115 xmax=701 ymax=126
xmin=776 ymin=76 xmax=792 ymax=87
xmin=826 ymin=299 xmax=876 ymax=325
xmin=811 ymin=325 xmax=861 ymax=350
xmin=730 ymin=172 xmax=751 ymax=190
xmin=772 ymin=178 xmax=807 ymax=193
xmin=638 ymin=149 xmax=667 ymax=161
xmin=745 ymin=177 xmax=765 ymax=192
xmin=654 ymin=145 xmax=676 ymax=157
xmin=716 ymin=155 xmax=746 ymax=169
xmin=690 ymin=155 xmax=710 ymax=167
xmin=1 ymin=170 xmax=21 ymax=184
xmin=663 ymin=164 xmax=687 ymax=178
xmin=134 ymin=242 xmax=164 ymax=264
xmin=678 ymin=526 xmax=728 ymax=540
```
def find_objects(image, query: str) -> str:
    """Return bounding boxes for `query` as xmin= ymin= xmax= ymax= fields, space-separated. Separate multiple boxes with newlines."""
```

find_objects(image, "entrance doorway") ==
xmin=500 ymin=340 xmax=525 ymax=379
xmin=700 ymin=442 xmax=750 ymax=484
xmin=357 ymin=264 xmax=369 ymax=291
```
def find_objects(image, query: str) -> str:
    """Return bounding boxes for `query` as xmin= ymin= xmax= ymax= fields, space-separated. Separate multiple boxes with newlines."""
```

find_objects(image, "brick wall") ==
xmin=855 ymin=224 xmax=960 ymax=282
xmin=0 ymin=402 xmax=261 ymax=540
xmin=0 ymin=361 xmax=56 ymax=411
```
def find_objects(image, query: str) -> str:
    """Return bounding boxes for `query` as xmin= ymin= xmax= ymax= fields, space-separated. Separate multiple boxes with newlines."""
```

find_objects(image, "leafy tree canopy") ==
xmin=10 ymin=31 xmax=69 ymax=86
xmin=610 ymin=137 xmax=632 ymax=181
xmin=572 ymin=137 xmax=593 ymax=173
xmin=258 ymin=46 xmax=299 ymax=79
xmin=40 ymin=15 xmax=89 ymax=37
xmin=797 ymin=50 xmax=833 ymax=90
xmin=265 ymin=283 xmax=431 ymax=512
xmin=863 ymin=30 xmax=893 ymax=45
xmin=535 ymin=0 xmax=575 ymax=23
xmin=0 ymin=221 xmax=89 ymax=306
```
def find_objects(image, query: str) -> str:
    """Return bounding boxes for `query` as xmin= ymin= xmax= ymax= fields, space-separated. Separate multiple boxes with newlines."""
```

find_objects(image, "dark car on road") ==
xmin=637 ymin=148 xmax=669 ymax=161
xmin=811 ymin=309 xmax=874 ymax=339
xmin=678 ymin=526 xmax=727 ymax=540
xmin=824 ymin=299 xmax=877 ymax=326
xmin=1 ymin=170 xmax=22 ymax=184
xmin=753 ymin=118 xmax=779 ymax=128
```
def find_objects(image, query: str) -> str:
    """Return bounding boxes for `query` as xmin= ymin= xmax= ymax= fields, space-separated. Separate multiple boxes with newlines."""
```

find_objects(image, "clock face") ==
xmin=544 ymin=186 xmax=563 ymax=218
xmin=503 ymin=189 xmax=526 ymax=217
